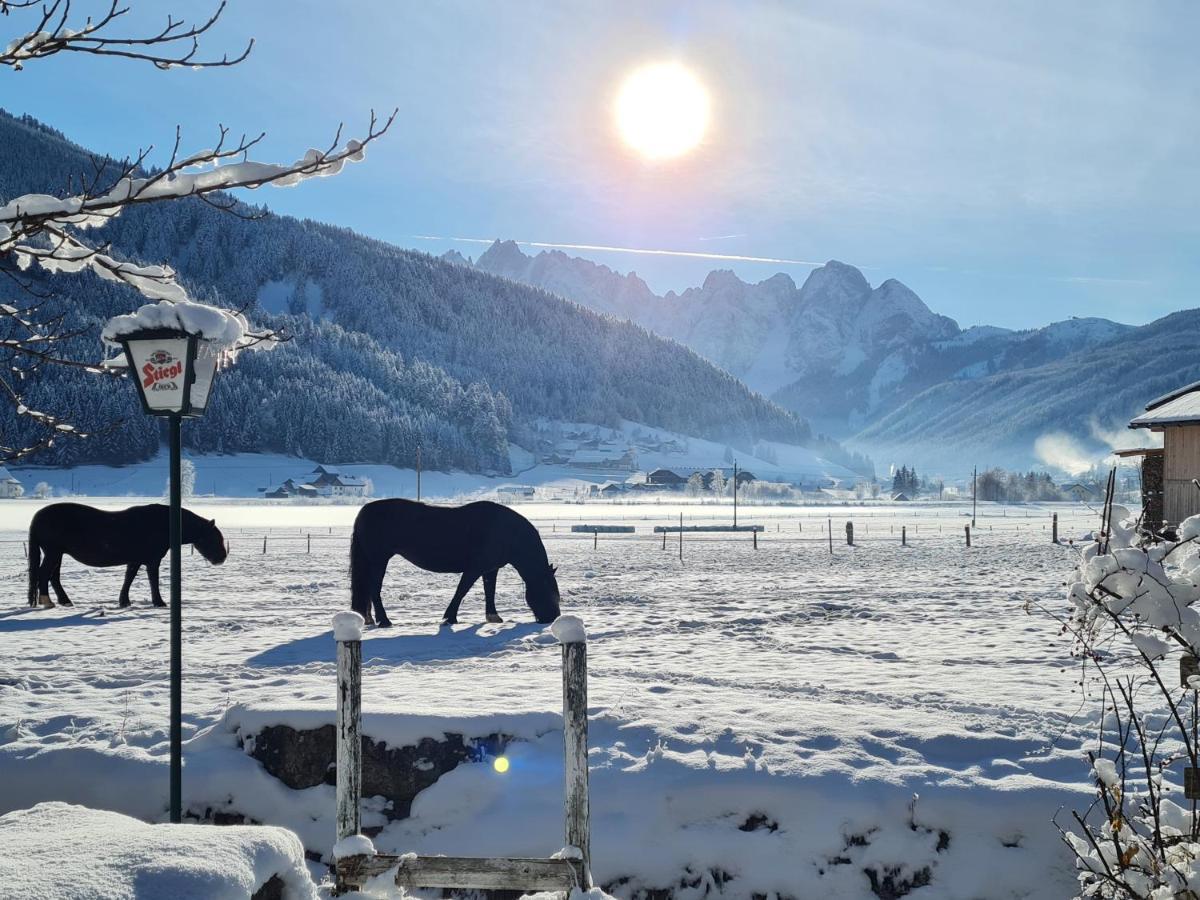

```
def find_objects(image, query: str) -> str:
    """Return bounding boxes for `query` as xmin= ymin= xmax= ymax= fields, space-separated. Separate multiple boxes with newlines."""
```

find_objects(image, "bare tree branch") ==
xmin=1 ymin=1 xmax=253 ymax=71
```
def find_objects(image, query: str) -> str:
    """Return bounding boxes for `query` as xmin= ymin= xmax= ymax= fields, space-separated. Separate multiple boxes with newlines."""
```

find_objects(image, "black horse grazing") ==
xmin=349 ymin=499 xmax=560 ymax=628
xmin=27 ymin=503 xmax=228 ymax=609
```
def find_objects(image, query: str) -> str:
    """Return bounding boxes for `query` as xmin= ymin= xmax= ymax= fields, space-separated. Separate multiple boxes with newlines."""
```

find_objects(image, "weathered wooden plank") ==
xmin=395 ymin=856 xmax=580 ymax=890
xmin=562 ymin=640 xmax=591 ymax=886
xmin=570 ymin=525 xmax=635 ymax=533
xmin=337 ymin=854 xmax=584 ymax=890
xmin=335 ymin=635 xmax=362 ymax=842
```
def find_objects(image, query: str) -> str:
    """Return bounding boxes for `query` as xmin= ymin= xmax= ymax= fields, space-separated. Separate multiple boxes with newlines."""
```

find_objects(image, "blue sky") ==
xmin=4 ymin=1 xmax=1198 ymax=329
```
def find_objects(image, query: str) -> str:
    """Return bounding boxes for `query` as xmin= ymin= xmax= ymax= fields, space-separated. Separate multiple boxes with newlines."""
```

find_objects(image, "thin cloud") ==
xmin=1054 ymin=275 xmax=1152 ymax=287
xmin=413 ymin=235 xmax=824 ymax=268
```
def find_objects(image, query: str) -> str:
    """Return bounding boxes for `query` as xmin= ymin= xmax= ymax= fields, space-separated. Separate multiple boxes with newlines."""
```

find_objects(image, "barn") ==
xmin=1128 ymin=380 xmax=1200 ymax=528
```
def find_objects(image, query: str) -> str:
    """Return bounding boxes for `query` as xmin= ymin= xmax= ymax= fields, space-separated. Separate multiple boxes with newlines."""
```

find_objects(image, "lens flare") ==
xmin=493 ymin=756 xmax=510 ymax=774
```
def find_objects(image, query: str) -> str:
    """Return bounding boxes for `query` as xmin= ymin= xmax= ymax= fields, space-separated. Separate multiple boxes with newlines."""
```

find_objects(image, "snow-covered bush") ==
xmin=1060 ymin=505 xmax=1200 ymax=898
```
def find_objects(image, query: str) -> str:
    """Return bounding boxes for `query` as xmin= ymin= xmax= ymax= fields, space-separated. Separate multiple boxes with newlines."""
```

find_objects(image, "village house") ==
xmin=567 ymin=447 xmax=637 ymax=473
xmin=1127 ymin=380 xmax=1200 ymax=527
xmin=646 ymin=468 xmax=687 ymax=488
xmin=261 ymin=465 xmax=369 ymax=499
xmin=0 ymin=466 xmax=23 ymax=499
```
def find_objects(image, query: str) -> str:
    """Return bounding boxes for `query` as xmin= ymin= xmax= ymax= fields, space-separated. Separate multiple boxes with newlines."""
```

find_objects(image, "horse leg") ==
xmin=441 ymin=572 xmax=480 ymax=627
xmin=148 ymin=560 xmax=166 ymax=607
xmin=37 ymin=550 xmax=58 ymax=608
xmin=483 ymin=570 xmax=502 ymax=623
xmin=370 ymin=571 xmax=392 ymax=629
xmin=118 ymin=563 xmax=140 ymax=608
xmin=364 ymin=558 xmax=391 ymax=628
xmin=49 ymin=553 xmax=73 ymax=607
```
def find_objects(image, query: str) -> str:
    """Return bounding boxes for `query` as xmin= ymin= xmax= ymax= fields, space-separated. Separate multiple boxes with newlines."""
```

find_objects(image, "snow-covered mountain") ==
xmin=0 ymin=111 xmax=861 ymax=474
xmin=461 ymin=241 xmax=1137 ymax=447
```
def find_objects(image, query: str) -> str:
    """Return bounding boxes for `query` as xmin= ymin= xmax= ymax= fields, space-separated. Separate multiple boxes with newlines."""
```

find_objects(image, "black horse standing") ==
xmin=27 ymin=503 xmax=228 ymax=608
xmin=349 ymin=499 xmax=560 ymax=627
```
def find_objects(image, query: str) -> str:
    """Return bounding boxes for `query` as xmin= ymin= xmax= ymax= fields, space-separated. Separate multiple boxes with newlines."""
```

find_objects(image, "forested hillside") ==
xmin=0 ymin=110 xmax=849 ymax=473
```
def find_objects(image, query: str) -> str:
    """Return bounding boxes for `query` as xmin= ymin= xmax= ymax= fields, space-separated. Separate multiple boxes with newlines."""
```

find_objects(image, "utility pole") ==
xmin=972 ymin=466 xmax=977 ymax=528
xmin=416 ymin=445 xmax=422 ymax=503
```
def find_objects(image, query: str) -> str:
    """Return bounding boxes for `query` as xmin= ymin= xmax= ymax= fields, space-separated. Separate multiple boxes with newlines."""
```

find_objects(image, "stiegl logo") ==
xmin=142 ymin=349 xmax=183 ymax=391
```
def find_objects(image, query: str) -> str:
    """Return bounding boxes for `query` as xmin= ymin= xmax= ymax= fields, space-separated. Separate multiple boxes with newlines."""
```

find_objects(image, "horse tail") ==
xmin=348 ymin=523 xmax=371 ymax=618
xmin=27 ymin=531 xmax=41 ymax=607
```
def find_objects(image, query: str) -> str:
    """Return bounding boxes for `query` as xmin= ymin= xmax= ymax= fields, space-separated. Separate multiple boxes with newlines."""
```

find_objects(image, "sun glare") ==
xmin=615 ymin=62 xmax=710 ymax=160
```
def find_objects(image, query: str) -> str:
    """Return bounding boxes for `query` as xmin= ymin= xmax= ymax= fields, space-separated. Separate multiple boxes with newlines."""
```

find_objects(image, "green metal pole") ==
xmin=169 ymin=414 xmax=182 ymax=823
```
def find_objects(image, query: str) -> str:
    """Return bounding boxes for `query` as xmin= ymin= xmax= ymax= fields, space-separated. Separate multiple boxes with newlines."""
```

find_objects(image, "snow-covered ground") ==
xmin=0 ymin=500 xmax=1103 ymax=898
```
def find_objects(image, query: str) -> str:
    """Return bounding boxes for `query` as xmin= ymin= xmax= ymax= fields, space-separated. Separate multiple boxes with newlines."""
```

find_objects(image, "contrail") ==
xmin=412 ymin=235 xmax=824 ymax=268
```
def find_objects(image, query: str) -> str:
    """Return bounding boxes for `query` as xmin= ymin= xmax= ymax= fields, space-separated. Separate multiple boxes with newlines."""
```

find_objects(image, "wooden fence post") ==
xmin=555 ymin=618 xmax=591 ymax=888
xmin=965 ymin=525 xmax=971 ymax=548
xmin=593 ymin=530 xmax=598 ymax=550
xmin=1052 ymin=513 xmax=1058 ymax=544
xmin=333 ymin=612 xmax=364 ymax=846
xmin=846 ymin=522 xmax=854 ymax=546
xmin=262 ymin=536 xmax=268 ymax=554
xmin=753 ymin=529 xmax=758 ymax=550
xmin=308 ymin=533 xmax=312 ymax=554
xmin=901 ymin=525 xmax=906 ymax=547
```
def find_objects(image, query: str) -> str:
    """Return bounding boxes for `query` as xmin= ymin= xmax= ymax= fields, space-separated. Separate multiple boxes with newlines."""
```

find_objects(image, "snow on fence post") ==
xmin=552 ymin=615 xmax=591 ymax=888
xmin=333 ymin=611 xmax=364 ymax=845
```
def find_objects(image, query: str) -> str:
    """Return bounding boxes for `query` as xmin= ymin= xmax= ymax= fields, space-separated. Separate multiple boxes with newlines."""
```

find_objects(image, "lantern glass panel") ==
xmin=126 ymin=337 xmax=192 ymax=414
xmin=188 ymin=345 xmax=221 ymax=416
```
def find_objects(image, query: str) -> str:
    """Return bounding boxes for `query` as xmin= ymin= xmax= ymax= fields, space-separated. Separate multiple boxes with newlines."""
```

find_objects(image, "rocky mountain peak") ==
xmin=475 ymin=239 xmax=530 ymax=277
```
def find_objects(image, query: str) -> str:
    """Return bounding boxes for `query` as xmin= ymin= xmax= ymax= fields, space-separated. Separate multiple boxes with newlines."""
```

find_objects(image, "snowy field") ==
xmin=0 ymin=500 xmax=1103 ymax=898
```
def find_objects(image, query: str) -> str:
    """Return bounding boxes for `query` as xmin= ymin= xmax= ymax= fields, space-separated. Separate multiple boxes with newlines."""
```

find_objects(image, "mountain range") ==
xmin=0 ymin=110 xmax=862 ymax=477
xmin=457 ymin=240 xmax=1165 ymax=472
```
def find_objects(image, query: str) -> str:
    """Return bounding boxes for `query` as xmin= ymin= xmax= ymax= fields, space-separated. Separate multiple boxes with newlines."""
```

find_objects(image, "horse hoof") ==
xmin=38 ymin=594 xmax=54 ymax=609
xmin=58 ymin=598 xmax=73 ymax=607
xmin=152 ymin=601 xmax=167 ymax=608
xmin=486 ymin=613 xmax=503 ymax=624
xmin=376 ymin=619 xmax=392 ymax=629
xmin=119 ymin=600 xmax=131 ymax=609
xmin=440 ymin=618 xmax=457 ymax=628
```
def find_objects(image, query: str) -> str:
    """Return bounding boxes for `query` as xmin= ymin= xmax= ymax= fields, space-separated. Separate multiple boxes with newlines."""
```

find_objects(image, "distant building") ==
xmin=262 ymin=465 xmax=369 ymax=499
xmin=891 ymin=491 xmax=911 ymax=502
xmin=646 ymin=468 xmax=687 ymax=488
xmin=568 ymin=448 xmax=637 ymax=472
xmin=1061 ymin=482 xmax=1100 ymax=502
xmin=0 ymin=467 xmax=23 ymax=499
xmin=308 ymin=466 xmax=368 ymax=497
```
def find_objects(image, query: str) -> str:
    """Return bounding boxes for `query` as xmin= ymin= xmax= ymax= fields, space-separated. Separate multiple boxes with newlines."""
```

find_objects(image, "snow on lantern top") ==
xmin=102 ymin=300 xmax=249 ymax=351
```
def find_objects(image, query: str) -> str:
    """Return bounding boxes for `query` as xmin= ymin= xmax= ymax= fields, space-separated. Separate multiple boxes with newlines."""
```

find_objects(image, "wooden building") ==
xmin=1128 ymin=381 xmax=1200 ymax=527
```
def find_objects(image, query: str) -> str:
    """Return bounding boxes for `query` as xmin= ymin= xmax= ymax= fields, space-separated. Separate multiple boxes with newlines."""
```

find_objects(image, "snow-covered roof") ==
xmin=102 ymin=300 xmax=248 ymax=349
xmin=0 ymin=466 xmax=17 ymax=483
xmin=1144 ymin=379 xmax=1200 ymax=412
xmin=1130 ymin=387 xmax=1200 ymax=428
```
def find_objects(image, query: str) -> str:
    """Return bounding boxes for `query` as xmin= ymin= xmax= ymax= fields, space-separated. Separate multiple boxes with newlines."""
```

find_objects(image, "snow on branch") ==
xmin=0 ymin=111 xmax=396 ymax=305
xmin=1 ymin=0 xmax=252 ymax=71
xmin=1052 ymin=499 xmax=1200 ymax=898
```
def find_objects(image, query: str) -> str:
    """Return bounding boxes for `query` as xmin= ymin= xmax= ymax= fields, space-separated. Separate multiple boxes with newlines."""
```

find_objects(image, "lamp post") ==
xmin=105 ymin=317 xmax=223 ymax=824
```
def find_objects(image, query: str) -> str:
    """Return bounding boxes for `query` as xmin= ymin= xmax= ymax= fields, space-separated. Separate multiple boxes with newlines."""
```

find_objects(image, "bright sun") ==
xmin=615 ymin=62 xmax=710 ymax=160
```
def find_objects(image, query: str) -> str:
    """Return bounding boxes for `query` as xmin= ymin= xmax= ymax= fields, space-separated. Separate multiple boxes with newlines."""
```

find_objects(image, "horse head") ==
xmin=525 ymin=563 xmax=561 ymax=624
xmin=189 ymin=516 xmax=228 ymax=565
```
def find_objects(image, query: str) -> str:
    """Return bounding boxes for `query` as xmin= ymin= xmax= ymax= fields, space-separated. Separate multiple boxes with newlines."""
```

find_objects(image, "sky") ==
xmin=3 ymin=0 xmax=1198 ymax=329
